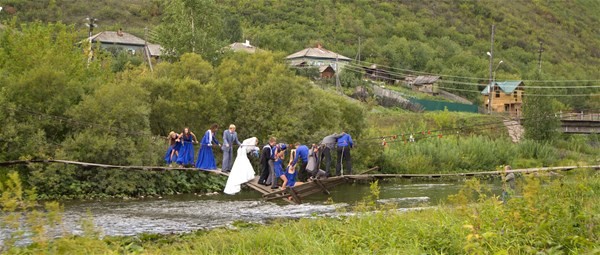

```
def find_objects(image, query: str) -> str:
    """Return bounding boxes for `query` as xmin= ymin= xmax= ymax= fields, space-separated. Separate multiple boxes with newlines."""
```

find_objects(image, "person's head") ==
xmin=294 ymin=142 xmax=301 ymax=148
xmin=229 ymin=124 xmax=236 ymax=132
xmin=504 ymin=165 xmax=512 ymax=171
xmin=279 ymin=143 xmax=287 ymax=151
xmin=183 ymin=127 xmax=190 ymax=135
xmin=312 ymin=143 xmax=319 ymax=151
xmin=277 ymin=149 xmax=285 ymax=158
xmin=210 ymin=123 xmax=218 ymax=132
xmin=169 ymin=131 xmax=176 ymax=139
xmin=269 ymin=137 xmax=277 ymax=146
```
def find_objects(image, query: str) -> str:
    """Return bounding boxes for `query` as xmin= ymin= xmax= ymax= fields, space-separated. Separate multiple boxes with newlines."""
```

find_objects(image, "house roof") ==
xmin=88 ymin=31 xmax=147 ymax=46
xmin=146 ymin=44 xmax=163 ymax=56
xmin=412 ymin=75 xmax=440 ymax=85
xmin=319 ymin=65 xmax=334 ymax=73
xmin=227 ymin=41 xmax=258 ymax=53
xmin=286 ymin=46 xmax=351 ymax=61
xmin=481 ymin=81 xmax=524 ymax=95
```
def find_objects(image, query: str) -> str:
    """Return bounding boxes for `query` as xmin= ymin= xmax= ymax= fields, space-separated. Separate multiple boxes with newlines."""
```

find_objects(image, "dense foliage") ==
xmin=2 ymin=1 xmax=599 ymax=107
xmin=3 ymin=170 xmax=599 ymax=254
xmin=0 ymin=22 xmax=365 ymax=199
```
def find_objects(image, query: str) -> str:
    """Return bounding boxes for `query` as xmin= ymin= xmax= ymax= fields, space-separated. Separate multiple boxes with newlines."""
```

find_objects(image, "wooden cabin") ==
xmin=481 ymin=81 xmax=524 ymax=117
xmin=319 ymin=65 xmax=335 ymax=79
xmin=411 ymin=75 xmax=441 ymax=95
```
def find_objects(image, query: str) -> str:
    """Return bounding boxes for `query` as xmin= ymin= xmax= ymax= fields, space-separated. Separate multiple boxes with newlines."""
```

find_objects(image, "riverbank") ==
xmin=2 ymin=169 xmax=598 ymax=254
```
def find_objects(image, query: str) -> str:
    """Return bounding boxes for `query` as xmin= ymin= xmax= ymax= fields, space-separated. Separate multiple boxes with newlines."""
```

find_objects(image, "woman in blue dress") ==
xmin=282 ymin=149 xmax=302 ymax=188
xmin=195 ymin=124 xmax=221 ymax=170
xmin=164 ymin=131 xmax=182 ymax=166
xmin=176 ymin=128 xmax=198 ymax=167
xmin=273 ymin=144 xmax=287 ymax=190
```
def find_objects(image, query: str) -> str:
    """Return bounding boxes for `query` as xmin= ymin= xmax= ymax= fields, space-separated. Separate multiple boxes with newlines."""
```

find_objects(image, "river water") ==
xmin=57 ymin=178 xmax=503 ymax=237
xmin=1 ymin=178 xmax=504 ymax=244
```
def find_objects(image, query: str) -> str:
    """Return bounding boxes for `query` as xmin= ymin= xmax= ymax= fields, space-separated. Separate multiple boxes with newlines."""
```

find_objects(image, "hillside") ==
xmin=1 ymin=0 xmax=599 ymax=108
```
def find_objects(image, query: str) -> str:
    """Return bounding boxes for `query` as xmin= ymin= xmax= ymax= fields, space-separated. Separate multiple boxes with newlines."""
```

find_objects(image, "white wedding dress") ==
xmin=223 ymin=137 xmax=259 ymax=195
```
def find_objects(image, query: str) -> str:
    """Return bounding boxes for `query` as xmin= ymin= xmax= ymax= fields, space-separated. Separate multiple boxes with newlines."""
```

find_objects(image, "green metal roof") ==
xmin=481 ymin=81 xmax=523 ymax=95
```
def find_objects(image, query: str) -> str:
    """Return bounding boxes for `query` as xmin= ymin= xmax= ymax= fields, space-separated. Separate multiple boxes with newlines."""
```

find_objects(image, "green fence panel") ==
xmin=409 ymin=98 xmax=479 ymax=113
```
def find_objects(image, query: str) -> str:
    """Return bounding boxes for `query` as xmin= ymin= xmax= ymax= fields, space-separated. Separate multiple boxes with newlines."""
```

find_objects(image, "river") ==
xmin=58 ymin=178 xmax=503 ymax=236
xmin=1 ymin=178 xmax=504 ymax=244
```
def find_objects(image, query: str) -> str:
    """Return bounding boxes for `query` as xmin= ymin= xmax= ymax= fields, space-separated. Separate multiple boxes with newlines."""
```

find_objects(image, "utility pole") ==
xmin=144 ymin=27 xmax=154 ymax=72
xmin=335 ymin=54 xmax=341 ymax=93
xmin=355 ymin=36 xmax=361 ymax=61
xmin=488 ymin=24 xmax=495 ymax=114
xmin=85 ymin=17 xmax=98 ymax=66
xmin=191 ymin=10 xmax=195 ymax=53
xmin=538 ymin=41 xmax=544 ymax=75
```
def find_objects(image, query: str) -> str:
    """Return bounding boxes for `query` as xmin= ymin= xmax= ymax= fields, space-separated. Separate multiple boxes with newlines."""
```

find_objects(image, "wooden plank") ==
xmin=356 ymin=166 xmax=380 ymax=175
xmin=314 ymin=179 xmax=330 ymax=195
xmin=288 ymin=187 xmax=302 ymax=204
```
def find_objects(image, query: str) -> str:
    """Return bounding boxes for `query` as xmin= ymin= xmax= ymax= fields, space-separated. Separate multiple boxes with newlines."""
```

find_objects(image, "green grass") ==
xmin=358 ymin=110 xmax=599 ymax=173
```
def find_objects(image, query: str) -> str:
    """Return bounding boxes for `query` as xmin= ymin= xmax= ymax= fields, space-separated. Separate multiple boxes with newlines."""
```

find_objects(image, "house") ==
xmin=86 ymin=29 xmax=162 ymax=59
xmin=411 ymin=75 xmax=441 ymax=95
xmin=481 ymin=81 xmax=524 ymax=116
xmin=319 ymin=65 xmax=335 ymax=79
xmin=225 ymin=40 xmax=258 ymax=53
xmin=286 ymin=44 xmax=351 ymax=77
xmin=363 ymin=64 xmax=400 ymax=84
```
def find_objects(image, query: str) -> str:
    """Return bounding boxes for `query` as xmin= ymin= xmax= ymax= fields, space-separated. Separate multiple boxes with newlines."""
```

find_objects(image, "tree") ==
xmin=155 ymin=0 xmax=225 ymax=61
xmin=522 ymin=88 xmax=561 ymax=141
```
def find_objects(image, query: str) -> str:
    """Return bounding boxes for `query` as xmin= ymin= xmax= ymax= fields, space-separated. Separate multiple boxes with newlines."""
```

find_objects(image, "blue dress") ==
xmin=195 ymin=130 xmax=220 ymax=170
xmin=176 ymin=135 xmax=195 ymax=165
xmin=165 ymin=141 xmax=183 ymax=164
xmin=285 ymin=167 xmax=297 ymax=187
xmin=274 ymin=159 xmax=285 ymax=178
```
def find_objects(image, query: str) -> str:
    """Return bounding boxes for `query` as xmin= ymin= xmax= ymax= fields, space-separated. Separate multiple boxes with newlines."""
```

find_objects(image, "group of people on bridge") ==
xmin=164 ymin=124 xmax=354 ymax=194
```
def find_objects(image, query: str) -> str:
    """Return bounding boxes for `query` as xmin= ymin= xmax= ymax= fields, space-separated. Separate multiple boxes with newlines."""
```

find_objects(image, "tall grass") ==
xmin=381 ymin=136 xmax=550 ymax=173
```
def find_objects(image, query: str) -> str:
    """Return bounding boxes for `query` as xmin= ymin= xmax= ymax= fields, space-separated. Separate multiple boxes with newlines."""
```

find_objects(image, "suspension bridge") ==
xmin=1 ymin=159 xmax=598 ymax=204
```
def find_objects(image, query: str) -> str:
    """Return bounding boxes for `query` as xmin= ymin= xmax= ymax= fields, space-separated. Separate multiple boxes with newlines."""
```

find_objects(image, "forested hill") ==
xmin=1 ymin=0 xmax=599 ymax=106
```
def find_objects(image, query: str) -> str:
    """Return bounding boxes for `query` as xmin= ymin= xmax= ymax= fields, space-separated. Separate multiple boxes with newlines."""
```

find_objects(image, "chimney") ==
xmin=243 ymin=40 xmax=251 ymax=47
xmin=117 ymin=28 xmax=123 ymax=36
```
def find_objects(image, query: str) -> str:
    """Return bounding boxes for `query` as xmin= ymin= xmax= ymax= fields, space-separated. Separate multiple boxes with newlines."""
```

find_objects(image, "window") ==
xmin=514 ymin=91 xmax=518 ymax=101
xmin=495 ymin=90 xmax=500 ymax=98
xmin=505 ymin=104 xmax=510 ymax=112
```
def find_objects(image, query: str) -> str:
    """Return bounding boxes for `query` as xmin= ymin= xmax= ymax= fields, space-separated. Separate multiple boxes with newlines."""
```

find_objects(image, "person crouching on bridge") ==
xmin=291 ymin=142 xmax=310 ymax=182
xmin=282 ymin=148 xmax=302 ymax=188
xmin=258 ymin=137 xmax=277 ymax=186
xmin=195 ymin=124 xmax=221 ymax=170
xmin=319 ymin=133 xmax=342 ymax=176
xmin=307 ymin=144 xmax=328 ymax=180
xmin=272 ymin=143 xmax=287 ymax=190
xmin=176 ymin=127 xmax=198 ymax=167
xmin=336 ymin=131 xmax=353 ymax=176
xmin=164 ymin=131 xmax=181 ymax=167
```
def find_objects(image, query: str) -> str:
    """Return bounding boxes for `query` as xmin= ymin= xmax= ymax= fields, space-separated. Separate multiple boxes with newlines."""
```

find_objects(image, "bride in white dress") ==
xmin=223 ymin=137 xmax=259 ymax=195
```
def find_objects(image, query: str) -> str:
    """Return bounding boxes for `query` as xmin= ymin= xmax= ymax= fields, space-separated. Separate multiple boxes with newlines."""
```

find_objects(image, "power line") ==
xmin=342 ymin=64 xmax=600 ymax=95
xmin=349 ymin=60 xmax=600 ymax=84
xmin=346 ymin=63 xmax=600 ymax=88
xmin=436 ymin=86 xmax=600 ymax=97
